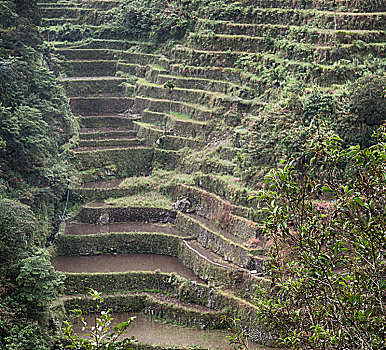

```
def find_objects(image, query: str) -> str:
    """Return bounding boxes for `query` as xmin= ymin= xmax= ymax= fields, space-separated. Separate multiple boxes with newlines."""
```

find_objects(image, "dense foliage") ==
xmin=236 ymin=75 xmax=386 ymax=182
xmin=0 ymin=0 xmax=76 ymax=217
xmin=119 ymin=0 xmax=196 ymax=43
xmin=0 ymin=199 xmax=64 ymax=349
xmin=44 ymin=0 xmax=215 ymax=46
xmin=118 ymin=0 xmax=251 ymax=44
xmin=0 ymin=199 xmax=43 ymax=264
xmin=0 ymin=1 xmax=40 ymax=57
xmin=254 ymin=133 xmax=385 ymax=349
xmin=0 ymin=1 xmax=76 ymax=348
xmin=0 ymin=49 xmax=75 ymax=201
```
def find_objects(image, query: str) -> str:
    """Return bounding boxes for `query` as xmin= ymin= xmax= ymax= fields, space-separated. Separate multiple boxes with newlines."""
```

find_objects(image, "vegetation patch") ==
xmin=104 ymin=192 xmax=174 ymax=208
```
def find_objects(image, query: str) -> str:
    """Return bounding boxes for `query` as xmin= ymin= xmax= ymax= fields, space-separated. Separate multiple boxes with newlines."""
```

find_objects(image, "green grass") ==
xmin=136 ymin=78 xmax=159 ymax=88
xmin=168 ymin=111 xmax=191 ymax=120
xmin=158 ymin=73 xmax=241 ymax=87
xmin=119 ymin=170 xmax=195 ymax=190
xmin=197 ymin=174 xmax=264 ymax=205
xmin=104 ymin=192 xmax=173 ymax=208
xmin=149 ymin=64 xmax=168 ymax=71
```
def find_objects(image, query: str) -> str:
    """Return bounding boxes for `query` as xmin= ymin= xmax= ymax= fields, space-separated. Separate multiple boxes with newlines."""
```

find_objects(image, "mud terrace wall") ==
xmin=73 ymin=207 xmax=177 ymax=224
xmin=73 ymin=147 xmax=154 ymax=177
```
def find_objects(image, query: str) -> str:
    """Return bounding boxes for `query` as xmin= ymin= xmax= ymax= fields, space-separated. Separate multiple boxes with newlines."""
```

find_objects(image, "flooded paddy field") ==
xmin=52 ymin=253 xmax=203 ymax=282
xmin=73 ymin=312 xmax=264 ymax=350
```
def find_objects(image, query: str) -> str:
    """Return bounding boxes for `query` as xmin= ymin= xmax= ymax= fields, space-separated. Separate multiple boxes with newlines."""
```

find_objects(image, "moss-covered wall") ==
xmin=136 ymin=123 xmax=202 ymax=151
xmin=70 ymin=96 xmax=134 ymax=115
xmin=71 ymin=186 xmax=142 ymax=203
xmin=152 ymin=149 xmax=181 ymax=170
xmin=78 ymin=115 xmax=138 ymax=128
xmin=240 ymin=0 xmax=385 ymax=12
xmin=64 ymin=60 xmax=118 ymax=77
xmin=134 ymin=96 xmax=216 ymax=122
xmin=165 ymin=184 xmax=263 ymax=241
xmin=196 ymin=174 xmax=260 ymax=209
xmin=175 ymin=212 xmax=266 ymax=272
xmin=141 ymin=111 xmax=209 ymax=139
xmin=73 ymin=206 xmax=176 ymax=224
xmin=78 ymin=138 xmax=141 ymax=148
xmin=52 ymin=292 xmax=224 ymax=330
xmin=79 ymin=129 xmax=136 ymax=140
xmin=72 ymin=147 xmax=154 ymax=177
xmin=62 ymin=78 xmax=130 ymax=97
xmin=204 ymin=7 xmax=385 ymax=30
xmin=55 ymin=232 xmax=182 ymax=256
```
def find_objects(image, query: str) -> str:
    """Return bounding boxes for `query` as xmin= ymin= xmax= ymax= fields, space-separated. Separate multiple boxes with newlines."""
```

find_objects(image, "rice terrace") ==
xmin=0 ymin=0 xmax=384 ymax=349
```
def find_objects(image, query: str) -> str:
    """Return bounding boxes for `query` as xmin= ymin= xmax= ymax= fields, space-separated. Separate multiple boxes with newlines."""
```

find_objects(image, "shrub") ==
xmin=302 ymin=89 xmax=336 ymax=125
xmin=119 ymin=0 xmax=195 ymax=43
xmin=350 ymin=75 xmax=386 ymax=127
xmin=254 ymin=133 xmax=386 ymax=349
xmin=336 ymin=75 xmax=386 ymax=148
xmin=3 ymin=322 xmax=49 ymax=350
xmin=62 ymin=289 xmax=137 ymax=349
xmin=16 ymin=250 xmax=64 ymax=313
xmin=0 ymin=199 xmax=41 ymax=264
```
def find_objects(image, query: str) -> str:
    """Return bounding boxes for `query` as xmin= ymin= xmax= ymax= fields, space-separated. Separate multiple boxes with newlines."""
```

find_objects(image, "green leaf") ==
xmin=352 ymin=197 xmax=365 ymax=206
xmin=322 ymin=186 xmax=333 ymax=192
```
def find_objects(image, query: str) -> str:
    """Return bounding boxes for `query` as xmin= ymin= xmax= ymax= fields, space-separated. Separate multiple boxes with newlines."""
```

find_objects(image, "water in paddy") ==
xmin=52 ymin=253 xmax=203 ymax=283
xmin=73 ymin=312 xmax=264 ymax=350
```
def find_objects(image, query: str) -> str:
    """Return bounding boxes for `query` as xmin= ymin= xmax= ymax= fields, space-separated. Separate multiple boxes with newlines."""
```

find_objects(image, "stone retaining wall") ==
xmin=176 ymin=213 xmax=267 ymax=272
xmin=74 ymin=207 xmax=177 ymax=224
xmin=72 ymin=147 xmax=154 ymax=178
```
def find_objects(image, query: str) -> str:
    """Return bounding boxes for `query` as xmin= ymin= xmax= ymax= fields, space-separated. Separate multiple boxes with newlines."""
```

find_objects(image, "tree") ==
xmin=253 ymin=132 xmax=385 ymax=349
xmin=16 ymin=250 xmax=64 ymax=314
xmin=0 ymin=105 xmax=52 ymax=170
xmin=0 ymin=1 xmax=75 ymax=348
xmin=0 ymin=199 xmax=42 ymax=264
xmin=302 ymin=89 xmax=336 ymax=126
xmin=350 ymin=76 xmax=385 ymax=127
xmin=14 ymin=0 xmax=40 ymax=25
xmin=342 ymin=75 xmax=386 ymax=149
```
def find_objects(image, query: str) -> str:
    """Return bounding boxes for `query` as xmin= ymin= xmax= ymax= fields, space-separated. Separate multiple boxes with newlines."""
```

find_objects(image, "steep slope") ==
xmin=38 ymin=0 xmax=385 ymax=348
xmin=39 ymin=1 xmax=272 ymax=348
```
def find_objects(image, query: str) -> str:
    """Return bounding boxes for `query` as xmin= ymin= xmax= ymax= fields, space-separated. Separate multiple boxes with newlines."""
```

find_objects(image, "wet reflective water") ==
xmin=64 ymin=222 xmax=188 ymax=237
xmin=52 ymin=253 xmax=203 ymax=282
xmin=73 ymin=312 xmax=263 ymax=350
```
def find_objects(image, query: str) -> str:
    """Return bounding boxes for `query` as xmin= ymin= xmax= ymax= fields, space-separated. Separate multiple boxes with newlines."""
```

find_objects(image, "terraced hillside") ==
xmin=39 ymin=0 xmax=385 ymax=348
